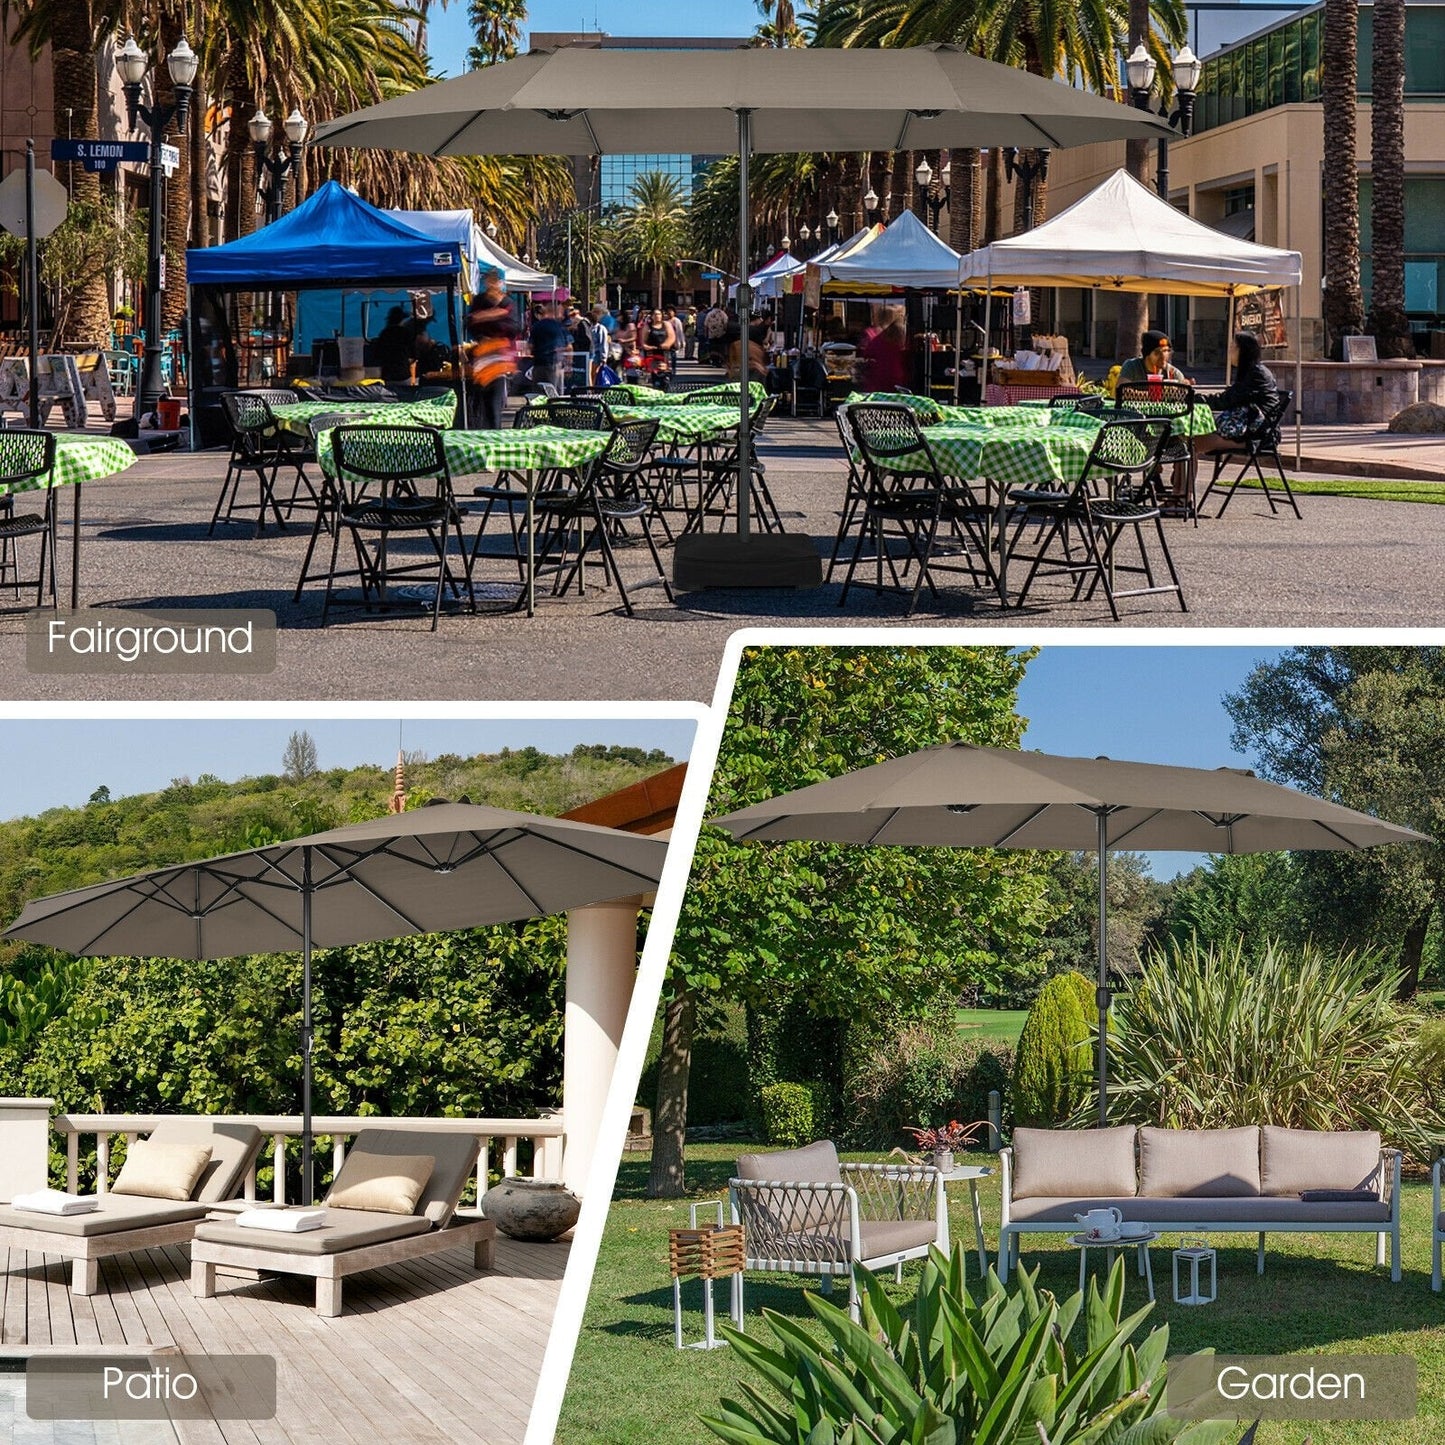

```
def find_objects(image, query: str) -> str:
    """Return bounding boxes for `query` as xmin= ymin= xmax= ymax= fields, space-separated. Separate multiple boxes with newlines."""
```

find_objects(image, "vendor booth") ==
xmin=186 ymin=181 xmax=464 ymax=445
xmin=956 ymin=168 xmax=1304 ymax=451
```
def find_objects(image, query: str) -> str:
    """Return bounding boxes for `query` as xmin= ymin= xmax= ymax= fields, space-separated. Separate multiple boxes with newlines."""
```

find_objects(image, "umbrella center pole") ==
xmin=1093 ymin=808 xmax=1119 ymax=1129
xmin=736 ymin=107 xmax=753 ymax=541
xmin=301 ymin=849 xmax=314 ymax=1207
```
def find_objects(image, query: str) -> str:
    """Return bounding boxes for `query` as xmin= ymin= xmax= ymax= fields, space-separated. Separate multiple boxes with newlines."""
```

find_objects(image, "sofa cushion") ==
xmin=1009 ymin=1194 xmax=1390 ymax=1225
xmin=0 ymin=1196 xmax=207 ymax=1237
xmin=858 ymin=1219 xmax=938 ymax=1260
xmin=1138 ymin=1126 xmax=1260 ymax=1197
xmin=1260 ymin=1126 xmax=1381 ymax=1197
xmin=194 ymin=1208 xmax=431 ymax=1255
xmin=736 ymin=1141 xmax=845 ymax=1236
xmin=1011 ymin=1127 xmax=1137 ymax=1199
xmin=112 ymin=1141 xmax=213 ymax=1202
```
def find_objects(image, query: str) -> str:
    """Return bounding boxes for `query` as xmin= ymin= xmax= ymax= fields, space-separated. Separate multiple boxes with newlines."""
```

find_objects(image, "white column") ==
xmin=0 ymin=1097 xmax=53 ymax=1201
xmin=562 ymin=900 xmax=642 ymax=1196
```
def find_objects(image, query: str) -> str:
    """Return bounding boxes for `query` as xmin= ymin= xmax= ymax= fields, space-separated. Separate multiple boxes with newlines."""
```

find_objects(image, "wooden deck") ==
xmin=0 ymin=1233 xmax=568 ymax=1444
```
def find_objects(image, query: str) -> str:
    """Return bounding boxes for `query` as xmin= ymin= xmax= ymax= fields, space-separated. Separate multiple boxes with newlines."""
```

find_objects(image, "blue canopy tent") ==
xmin=186 ymin=181 xmax=466 ymax=444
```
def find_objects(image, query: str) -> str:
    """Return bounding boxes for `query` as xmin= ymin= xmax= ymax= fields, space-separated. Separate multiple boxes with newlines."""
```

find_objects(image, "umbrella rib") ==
xmin=434 ymin=113 xmax=482 ymax=155
xmin=489 ymin=849 xmax=549 ymax=914
xmin=1311 ymin=818 xmax=1373 ymax=850
xmin=1106 ymin=808 xmax=1167 ymax=849
xmin=863 ymin=808 xmax=903 ymax=845
xmin=991 ymin=803 xmax=1054 ymax=847
xmin=490 ymin=828 xmax=663 ymax=891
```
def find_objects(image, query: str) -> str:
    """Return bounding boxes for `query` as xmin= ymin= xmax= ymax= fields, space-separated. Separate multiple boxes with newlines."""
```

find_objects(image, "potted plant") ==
xmin=904 ymin=1118 xmax=985 ymax=1174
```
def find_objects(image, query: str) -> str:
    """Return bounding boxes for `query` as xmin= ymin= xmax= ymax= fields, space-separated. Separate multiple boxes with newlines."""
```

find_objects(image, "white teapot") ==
xmin=1074 ymin=1207 xmax=1123 ymax=1236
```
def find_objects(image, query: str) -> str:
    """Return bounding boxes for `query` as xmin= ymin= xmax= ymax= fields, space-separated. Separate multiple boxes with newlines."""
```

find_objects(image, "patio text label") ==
xmin=1168 ymin=1354 xmax=1417 ymax=1421
xmin=26 ymin=1354 xmax=277 ymax=1420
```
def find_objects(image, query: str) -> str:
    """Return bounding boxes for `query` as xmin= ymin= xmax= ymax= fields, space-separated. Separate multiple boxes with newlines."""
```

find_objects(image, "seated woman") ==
xmin=1195 ymin=330 xmax=1280 ymax=457
xmin=1116 ymin=329 xmax=1192 ymax=387
xmin=727 ymin=320 xmax=769 ymax=383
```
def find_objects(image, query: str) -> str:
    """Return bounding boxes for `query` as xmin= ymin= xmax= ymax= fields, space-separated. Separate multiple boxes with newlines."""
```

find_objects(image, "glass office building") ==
xmin=600 ymin=153 xmax=720 ymax=208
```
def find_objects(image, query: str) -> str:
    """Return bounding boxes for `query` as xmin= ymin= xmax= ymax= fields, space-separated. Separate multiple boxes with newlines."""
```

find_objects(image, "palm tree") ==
xmin=1322 ymin=0 xmax=1365 ymax=354
xmin=468 ymin=0 xmax=523 ymax=68
xmin=617 ymin=171 xmax=688 ymax=309
xmin=3 ymin=0 xmax=114 ymax=343
xmin=753 ymin=0 xmax=804 ymax=46
xmin=1367 ymin=0 xmax=1413 ymax=357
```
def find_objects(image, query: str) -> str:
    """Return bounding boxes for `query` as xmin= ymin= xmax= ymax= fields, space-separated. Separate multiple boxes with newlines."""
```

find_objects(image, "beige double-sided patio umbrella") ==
xmin=311 ymin=44 xmax=1173 ymax=588
xmin=5 ymin=801 xmax=667 ymax=1201
xmin=709 ymin=743 xmax=1427 ymax=1125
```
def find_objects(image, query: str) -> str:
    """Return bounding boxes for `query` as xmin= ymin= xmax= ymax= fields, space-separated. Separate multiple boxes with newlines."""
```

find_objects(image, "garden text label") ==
xmin=1168 ymin=1354 xmax=1416 ymax=1421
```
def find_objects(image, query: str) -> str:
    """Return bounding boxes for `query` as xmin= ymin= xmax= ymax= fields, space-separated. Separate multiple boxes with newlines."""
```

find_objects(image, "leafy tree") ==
xmin=651 ymin=646 xmax=1060 ymax=1196
xmin=1032 ymin=851 xmax=1168 ymax=990
xmin=88 ymin=786 xmax=111 ymax=806
xmin=467 ymin=0 xmax=524 ymax=68
xmin=1225 ymin=647 xmax=1445 ymax=996
xmin=282 ymin=729 xmax=320 ymax=781
xmin=1161 ymin=852 xmax=1302 ymax=956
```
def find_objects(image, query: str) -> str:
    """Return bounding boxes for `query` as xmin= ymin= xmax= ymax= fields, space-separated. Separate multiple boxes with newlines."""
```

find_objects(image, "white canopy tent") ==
xmin=471 ymin=224 xmax=557 ymax=292
xmin=811 ymin=209 xmax=964 ymax=290
xmin=956 ymin=169 xmax=1305 ymax=459
xmin=729 ymin=249 xmax=806 ymax=301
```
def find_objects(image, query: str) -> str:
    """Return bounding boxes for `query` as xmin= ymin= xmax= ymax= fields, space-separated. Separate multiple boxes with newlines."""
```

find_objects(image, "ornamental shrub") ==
xmin=703 ymin=1250 xmax=1238 ymax=1445
xmin=1011 ymin=970 xmax=1095 ymax=1127
xmin=759 ymin=1080 xmax=829 ymax=1147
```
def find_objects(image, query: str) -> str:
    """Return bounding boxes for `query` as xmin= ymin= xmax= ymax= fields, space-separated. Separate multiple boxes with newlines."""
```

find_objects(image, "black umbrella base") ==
xmin=673 ymin=532 xmax=823 ymax=591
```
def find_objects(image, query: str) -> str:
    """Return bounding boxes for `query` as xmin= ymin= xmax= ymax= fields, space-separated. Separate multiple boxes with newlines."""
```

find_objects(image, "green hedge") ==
xmin=637 ymin=996 xmax=751 ymax=1127
xmin=759 ymin=1080 xmax=830 ymax=1148
xmin=1012 ymin=971 xmax=1095 ymax=1128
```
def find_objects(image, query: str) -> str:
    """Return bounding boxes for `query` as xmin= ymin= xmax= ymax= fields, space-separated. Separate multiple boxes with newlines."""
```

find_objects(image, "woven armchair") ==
xmin=729 ymin=1139 xmax=946 ymax=1323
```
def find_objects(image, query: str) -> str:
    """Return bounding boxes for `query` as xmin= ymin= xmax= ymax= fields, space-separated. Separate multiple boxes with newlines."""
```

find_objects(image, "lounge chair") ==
xmin=0 ymin=1118 xmax=264 ymax=1296
xmin=189 ymin=1127 xmax=496 ymax=1317
xmin=729 ymin=1139 xmax=946 ymax=1322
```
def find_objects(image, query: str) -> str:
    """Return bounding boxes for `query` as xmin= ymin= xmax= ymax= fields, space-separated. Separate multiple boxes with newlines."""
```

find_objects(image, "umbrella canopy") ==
xmin=314 ymin=45 xmax=1171 ymax=555
xmin=7 ymin=801 xmax=667 ymax=1198
xmin=710 ymin=742 xmax=1427 ymax=1123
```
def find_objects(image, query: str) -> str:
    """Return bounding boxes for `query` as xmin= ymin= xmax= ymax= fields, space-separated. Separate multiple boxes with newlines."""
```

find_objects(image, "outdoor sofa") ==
xmin=1000 ymin=1125 xmax=1401 ymax=1282
xmin=729 ymin=1139 xmax=947 ymax=1322
xmin=0 ymin=1118 xmax=264 ymax=1296
xmin=189 ymin=1126 xmax=496 ymax=1317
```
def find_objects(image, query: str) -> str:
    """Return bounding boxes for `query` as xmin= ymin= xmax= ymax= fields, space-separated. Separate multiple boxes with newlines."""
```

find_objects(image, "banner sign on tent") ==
xmin=1011 ymin=288 xmax=1031 ymax=325
xmin=1235 ymin=290 xmax=1287 ymax=347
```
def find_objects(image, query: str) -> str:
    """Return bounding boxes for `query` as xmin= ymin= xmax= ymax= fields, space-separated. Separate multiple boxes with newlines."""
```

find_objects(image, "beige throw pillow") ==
xmin=112 ymin=1140 xmax=214 ymax=1201
xmin=326 ymin=1151 xmax=435 ymax=1216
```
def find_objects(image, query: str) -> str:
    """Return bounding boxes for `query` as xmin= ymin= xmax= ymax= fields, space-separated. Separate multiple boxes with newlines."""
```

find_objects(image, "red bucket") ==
xmin=156 ymin=397 xmax=182 ymax=430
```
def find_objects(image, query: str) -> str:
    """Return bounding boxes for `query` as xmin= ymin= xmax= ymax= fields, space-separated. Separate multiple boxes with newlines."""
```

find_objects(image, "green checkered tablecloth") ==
xmin=1018 ymin=398 xmax=1218 ymax=437
xmin=316 ymin=424 xmax=609 ymax=480
xmin=936 ymin=404 xmax=1052 ymax=428
xmin=272 ymin=395 xmax=458 ymax=434
xmin=606 ymin=381 xmax=766 ymax=408
xmin=4 ymin=434 xmax=137 ymax=495
xmin=881 ymin=422 xmax=1099 ymax=492
xmin=606 ymin=403 xmax=738 ymax=442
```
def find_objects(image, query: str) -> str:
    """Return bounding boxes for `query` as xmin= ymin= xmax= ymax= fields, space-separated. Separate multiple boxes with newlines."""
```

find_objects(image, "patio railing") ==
xmin=53 ymin=1111 xmax=565 ymax=1205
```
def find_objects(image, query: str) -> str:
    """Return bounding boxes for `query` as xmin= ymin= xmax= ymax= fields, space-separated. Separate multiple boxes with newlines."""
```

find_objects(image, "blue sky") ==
xmin=1016 ymin=644 xmax=1284 ymax=878
xmin=428 ymin=2 xmax=1308 ymax=80
xmin=0 ymin=717 xmax=696 ymax=821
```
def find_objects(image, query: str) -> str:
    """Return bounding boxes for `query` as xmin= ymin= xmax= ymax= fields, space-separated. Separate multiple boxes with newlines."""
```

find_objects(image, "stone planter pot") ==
xmin=926 ymin=1149 xmax=955 ymax=1174
xmin=481 ymin=1177 xmax=581 ymax=1242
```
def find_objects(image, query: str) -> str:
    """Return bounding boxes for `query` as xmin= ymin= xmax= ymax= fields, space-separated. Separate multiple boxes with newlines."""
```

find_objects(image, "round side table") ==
xmin=1067 ymin=1231 xmax=1157 ymax=1300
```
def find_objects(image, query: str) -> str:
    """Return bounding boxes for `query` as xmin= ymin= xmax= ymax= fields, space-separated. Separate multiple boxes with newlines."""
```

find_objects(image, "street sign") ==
xmin=160 ymin=144 xmax=180 ymax=176
xmin=51 ymin=139 xmax=150 ymax=172
xmin=701 ymin=271 xmax=723 ymax=280
xmin=0 ymin=168 xmax=67 ymax=239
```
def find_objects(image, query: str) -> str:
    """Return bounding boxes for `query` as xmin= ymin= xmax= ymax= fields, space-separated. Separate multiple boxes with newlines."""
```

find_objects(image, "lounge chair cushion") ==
xmin=0 ymin=1195 xmax=207 ymax=1237
xmin=112 ymin=1141 xmax=213 ymax=1202
xmin=736 ymin=1141 xmax=846 ymax=1233
xmin=1139 ymin=1126 xmax=1260 ymax=1197
xmin=337 ymin=1129 xmax=481 ymax=1227
xmin=736 ymin=1140 xmax=843 ymax=1186
xmin=857 ymin=1219 xmax=938 ymax=1260
xmin=1260 ymin=1126 xmax=1381 ymax=1196
xmin=193 ymin=1207 xmax=431 ymax=1255
xmin=144 ymin=1119 xmax=264 ymax=1204
xmin=1011 ymin=1127 xmax=1138 ymax=1199
xmin=327 ymin=1151 xmax=434 ymax=1216
xmin=1009 ymin=1195 xmax=1390 ymax=1225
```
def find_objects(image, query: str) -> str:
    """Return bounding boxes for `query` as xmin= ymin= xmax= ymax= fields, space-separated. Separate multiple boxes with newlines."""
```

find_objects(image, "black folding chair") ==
xmin=0 ymin=429 xmax=57 ymax=608
xmin=1116 ymin=380 xmax=1198 ymax=523
xmin=533 ymin=418 xmax=671 ymax=616
xmin=1200 ymin=389 xmax=1299 ymax=518
xmin=212 ymin=391 xmax=295 ymax=535
xmin=320 ymin=425 xmax=472 ymax=630
xmin=1007 ymin=415 xmax=1186 ymax=620
xmin=840 ymin=402 xmax=994 ymax=616
xmin=292 ymin=411 xmax=358 ymax=603
xmin=826 ymin=404 xmax=869 ymax=582
xmin=1049 ymin=394 xmax=1106 ymax=415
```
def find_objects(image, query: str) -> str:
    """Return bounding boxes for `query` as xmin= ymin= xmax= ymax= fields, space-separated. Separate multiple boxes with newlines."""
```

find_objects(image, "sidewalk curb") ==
xmin=1294 ymin=453 xmax=1445 ymax=483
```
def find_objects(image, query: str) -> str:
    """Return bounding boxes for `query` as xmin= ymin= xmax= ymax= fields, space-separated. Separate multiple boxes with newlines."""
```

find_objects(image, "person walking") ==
xmin=704 ymin=302 xmax=729 ymax=366
xmin=588 ymin=305 xmax=611 ymax=384
xmin=466 ymin=274 xmax=518 ymax=429
xmin=663 ymin=307 xmax=683 ymax=374
xmin=684 ymin=305 xmax=699 ymax=361
xmin=528 ymin=302 xmax=571 ymax=394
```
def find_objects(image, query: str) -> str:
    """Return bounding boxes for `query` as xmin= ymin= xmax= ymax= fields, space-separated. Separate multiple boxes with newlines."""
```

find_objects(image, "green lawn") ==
xmin=557 ymin=1142 xmax=1445 ymax=1445
xmin=1235 ymin=476 xmax=1445 ymax=504
xmin=956 ymin=1007 xmax=1028 ymax=1044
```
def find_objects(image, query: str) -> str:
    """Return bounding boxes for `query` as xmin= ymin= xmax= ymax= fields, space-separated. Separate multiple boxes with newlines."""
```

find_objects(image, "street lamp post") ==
xmin=1002 ymin=147 xmax=1049 ymax=231
xmin=249 ymin=107 xmax=307 ymax=224
xmin=914 ymin=157 xmax=951 ymax=231
xmin=1126 ymin=44 xmax=1200 ymax=200
xmin=117 ymin=33 xmax=198 ymax=412
xmin=826 ymin=208 xmax=839 ymax=244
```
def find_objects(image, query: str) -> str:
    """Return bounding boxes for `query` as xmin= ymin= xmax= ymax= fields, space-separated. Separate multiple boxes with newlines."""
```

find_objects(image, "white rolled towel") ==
xmin=233 ymin=1208 xmax=329 ymax=1233
xmin=12 ymin=1189 xmax=100 ymax=1216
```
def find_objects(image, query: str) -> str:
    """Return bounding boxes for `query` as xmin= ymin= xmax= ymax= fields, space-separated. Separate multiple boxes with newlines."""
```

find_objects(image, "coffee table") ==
xmin=1067 ymin=1230 xmax=1158 ymax=1300
xmin=936 ymin=1166 xmax=991 ymax=1276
